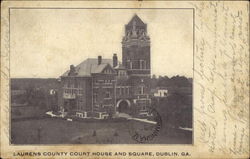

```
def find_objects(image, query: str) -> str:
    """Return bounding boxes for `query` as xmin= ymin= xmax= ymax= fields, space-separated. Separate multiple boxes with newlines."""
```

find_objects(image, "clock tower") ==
xmin=121 ymin=14 xmax=151 ymax=111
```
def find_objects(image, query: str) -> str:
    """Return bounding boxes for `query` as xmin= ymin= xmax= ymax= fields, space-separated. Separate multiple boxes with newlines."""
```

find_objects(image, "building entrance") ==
xmin=117 ymin=99 xmax=130 ymax=113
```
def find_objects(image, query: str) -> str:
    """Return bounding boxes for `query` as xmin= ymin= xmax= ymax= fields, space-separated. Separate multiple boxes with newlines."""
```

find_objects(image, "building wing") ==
xmin=61 ymin=58 xmax=113 ymax=77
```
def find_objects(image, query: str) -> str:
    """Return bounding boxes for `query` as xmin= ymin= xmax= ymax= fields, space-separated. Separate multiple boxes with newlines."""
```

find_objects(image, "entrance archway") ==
xmin=116 ymin=99 xmax=130 ymax=113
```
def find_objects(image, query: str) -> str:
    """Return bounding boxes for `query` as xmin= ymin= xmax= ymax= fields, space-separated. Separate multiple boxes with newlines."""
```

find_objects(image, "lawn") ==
xmin=11 ymin=118 xmax=192 ymax=144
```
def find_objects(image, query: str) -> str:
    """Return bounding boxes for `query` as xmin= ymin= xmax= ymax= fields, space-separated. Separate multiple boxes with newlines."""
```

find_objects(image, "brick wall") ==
xmin=92 ymin=74 xmax=116 ymax=113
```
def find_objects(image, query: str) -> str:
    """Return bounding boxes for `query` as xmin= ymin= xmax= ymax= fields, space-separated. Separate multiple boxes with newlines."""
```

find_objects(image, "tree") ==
xmin=156 ymin=93 xmax=192 ymax=130
xmin=150 ymin=74 xmax=158 ymax=89
xmin=170 ymin=76 xmax=192 ymax=87
xmin=156 ymin=76 xmax=170 ymax=87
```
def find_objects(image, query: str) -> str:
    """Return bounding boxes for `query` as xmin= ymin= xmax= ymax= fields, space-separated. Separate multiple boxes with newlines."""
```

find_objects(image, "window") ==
xmin=78 ymin=81 xmax=82 ymax=88
xmin=119 ymin=87 xmax=122 ymax=95
xmin=139 ymin=86 xmax=145 ymax=95
xmin=69 ymin=80 xmax=74 ymax=88
xmin=123 ymin=87 xmax=126 ymax=95
xmin=127 ymin=87 xmax=130 ymax=95
xmin=77 ymin=101 xmax=80 ymax=110
xmin=79 ymin=101 xmax=82 ymax=110
xmin=64 ymin=81 xmax=68 ymax=88
xmin=106 ymin=79 xmax=112 ymax=84
xmin=119 ymin=70 xmax=127 ymax=76
xmin=66 ymin=80 xmax=70 ymax=88
xmin=140 ymin=60 xmax=146 ymax=69
xmin=76 ymin=101 xmax=79 ymax=110
xmin=78 ymin=89 xmax=83 ymax=95
xmin=105 ymin=91 xmax=111 ymax=99
xmin=127 ymin=60 xmax=133 ymax=69
xmin=104 ymin=69 xmax=112 ymax=74
xmin=93 ymin=93 xmax=97 ymax=103
xmin=74 ymin=89 xmax=77 ymax=94
xmin=126 ymin=60 xmax=130 ymax=69
xmin=78 ymin=100 xmax=84 ymax=110
xmin=74 ymin=80 xmax=78 ymax=88
xmin=104 ymin=79 xmax=111 ymax=84
xmin=142 ymin=105 xmax=146 ymax=110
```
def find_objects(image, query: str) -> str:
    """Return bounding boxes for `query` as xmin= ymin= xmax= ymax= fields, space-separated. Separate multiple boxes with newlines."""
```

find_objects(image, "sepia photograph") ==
xmin=1 ymin=0 xmax=249 ymax=159
xmin=10 ymin=9 xmax=193 ymax=144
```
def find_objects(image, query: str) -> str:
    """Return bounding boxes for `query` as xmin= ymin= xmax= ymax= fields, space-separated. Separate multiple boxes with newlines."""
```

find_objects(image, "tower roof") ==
xmin=127 ymin=14 xmax=145 ymax=26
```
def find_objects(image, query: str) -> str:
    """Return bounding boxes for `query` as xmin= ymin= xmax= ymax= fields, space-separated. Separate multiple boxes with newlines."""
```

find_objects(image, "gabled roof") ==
xmin=91 ymin=63 xmax=108 ymax=74
xmin=127 ymin=14 xmax=145 ymax=26
xmin=61 ymin=58 xmax=113 ymax=77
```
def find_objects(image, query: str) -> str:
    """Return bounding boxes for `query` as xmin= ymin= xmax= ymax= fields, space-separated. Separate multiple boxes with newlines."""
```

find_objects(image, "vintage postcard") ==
xmin=0 ymin=0 xmax=249 ymax=159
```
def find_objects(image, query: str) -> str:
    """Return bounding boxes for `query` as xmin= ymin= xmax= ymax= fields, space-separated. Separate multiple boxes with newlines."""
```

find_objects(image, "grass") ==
xmin=11 ymin=118 xmax=192 ymax=144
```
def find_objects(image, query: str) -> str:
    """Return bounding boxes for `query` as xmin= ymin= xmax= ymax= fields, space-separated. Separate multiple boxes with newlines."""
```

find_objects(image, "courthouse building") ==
xmin=59 ymin=14 xmax=151 ymax=119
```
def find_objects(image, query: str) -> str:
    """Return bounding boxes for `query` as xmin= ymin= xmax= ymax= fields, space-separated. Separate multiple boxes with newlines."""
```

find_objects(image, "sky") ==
xmin=10 ymin=9 xmax=193 ymax=78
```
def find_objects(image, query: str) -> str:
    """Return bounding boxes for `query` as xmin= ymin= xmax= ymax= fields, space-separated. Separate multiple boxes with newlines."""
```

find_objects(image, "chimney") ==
xmin=113 ymin=53 xmax=118 ymax=67
xmin=98 ymin=56 xmax=102 ymax=65
xmin=68 ymin=65 xmax=75 ymax=76
xmin=70 ymin=65 xmax=75 ymax=72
